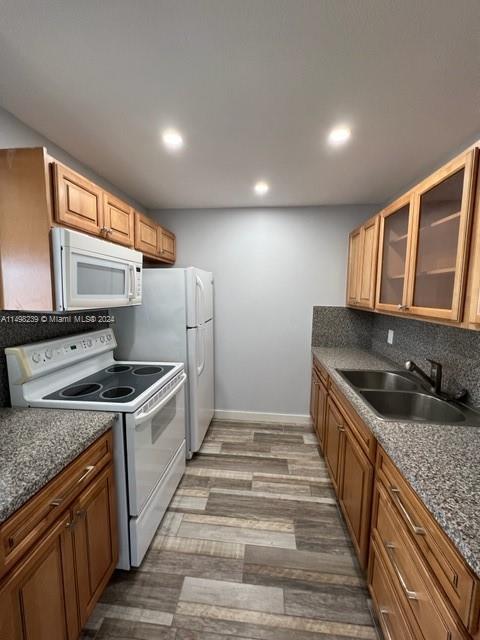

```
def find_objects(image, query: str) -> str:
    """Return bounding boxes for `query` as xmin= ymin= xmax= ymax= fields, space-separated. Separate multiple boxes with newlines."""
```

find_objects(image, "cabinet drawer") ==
xmin=373 ymin=481 xmax=469 ymax=640
xmin=377 ymin=448 xmax=479 ymax=632
xmin=369 ymin=538 xmax=415 ymax=640
xmin=0 ymin=432 xmax=112 ymax=578
xmin=329 ymin=383 xmax=376 ymax=463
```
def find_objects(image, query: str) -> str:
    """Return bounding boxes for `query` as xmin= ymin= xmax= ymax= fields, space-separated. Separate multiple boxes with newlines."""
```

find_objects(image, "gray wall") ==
xmin=0 ymin=106 xmax=145 ymax=211
xmin=152 ymin=207 xmax=375 ymax=416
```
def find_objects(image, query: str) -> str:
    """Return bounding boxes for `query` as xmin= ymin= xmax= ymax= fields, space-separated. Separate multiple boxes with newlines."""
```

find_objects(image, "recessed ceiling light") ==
xmin=328 ymin=126 xmax=351 ymax=146
xmin=162 ymin=128 xmax=184 ymax=151
xmin=254 ymin=180 xmax=269 ymax=196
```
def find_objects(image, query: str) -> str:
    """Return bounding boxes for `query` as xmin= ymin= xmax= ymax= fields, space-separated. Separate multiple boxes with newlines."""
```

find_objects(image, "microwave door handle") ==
xmin=134 ymin=373 xmax=186 ymax=428
xmin=128 ymin=265 xmax=135 ymax=299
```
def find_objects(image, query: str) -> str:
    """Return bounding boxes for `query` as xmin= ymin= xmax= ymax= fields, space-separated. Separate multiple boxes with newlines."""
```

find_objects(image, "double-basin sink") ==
xmin=336 ymin=369 xmax=480 ymax=426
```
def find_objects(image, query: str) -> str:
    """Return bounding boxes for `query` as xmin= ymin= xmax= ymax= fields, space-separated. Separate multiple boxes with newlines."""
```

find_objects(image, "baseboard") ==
xmin=214 ymin=409 xmax=312 ymax=425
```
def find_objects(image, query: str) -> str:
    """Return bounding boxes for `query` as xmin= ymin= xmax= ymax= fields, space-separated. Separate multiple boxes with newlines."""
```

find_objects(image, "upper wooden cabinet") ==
xmin=134 ymin=211 xmax=160 ymax=257
xmin=376 ymin=194 xmax=414 ymax=313
xmin=159 ymin=227 xmax=176 ymax=263
xmin=346 ymin=228 xmax=361 ymax=305
xmin=372 ymin=147 xmax=478 ymax=323
xmin=102 ymin=192 xmax=134 ymax=246
xmin=53 ymin=163 xmax=104 ymax=236
xmin=347 ymin=216 xmax=379 ymax=309
xmin=134 ymin=212 xmax=176 ymax=264
xmin=0 ymin=147 xmax=178 ymax=309
xmin=406 ymin=149 xmax=477 ymax=321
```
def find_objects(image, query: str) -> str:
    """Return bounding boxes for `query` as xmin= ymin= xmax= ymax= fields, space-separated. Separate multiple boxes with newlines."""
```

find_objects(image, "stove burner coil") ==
xmin=100 ymin=386 xmax=135 ymax=399
xmin=105 ymin=364 xmax=133 ymax=374
xmin=132 ymin=366 xmax=164 ymax=376
xmin=60 ymin=383 xmax=102 ymax=398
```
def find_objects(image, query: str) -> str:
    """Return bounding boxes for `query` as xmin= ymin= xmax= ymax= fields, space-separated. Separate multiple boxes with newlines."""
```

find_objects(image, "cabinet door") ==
xmin=134 ymin=212 xmax=159 ymax=257
xmin=72 ymin=466 xmax=117 ymax=628
xmin=376 ymin=194 xmax=414 ymax=313
xmin=324 ymin=398 xmax=345 ymax=493
xmin=406 ymin=149 xmax=477 ymax=321
xmin=346 ymin=228 xmax=361 ymax=305
xmin=339 ymin=426 xmax=373 ymax=570
xmin=159 ymin=228 xmax=176 ymax=263
xmin=315 ymin=378 xmax=328 ymax=453
xmin=357 ymin=217 xmax=379 ymax=309
xmin=103 ymin=193 xmax=134 ymax=247
xmin=0 ymin=513 xmax=78 ymax=640
xmin=53 ymin=163 xmax=103 ymax=236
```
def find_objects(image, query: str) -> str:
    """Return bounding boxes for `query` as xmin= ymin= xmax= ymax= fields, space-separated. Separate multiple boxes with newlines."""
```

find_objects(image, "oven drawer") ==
xmin=126 ymin=374 xmax=186 ymax=515
xmin=130 ymin=440 xmax=186 ymax=567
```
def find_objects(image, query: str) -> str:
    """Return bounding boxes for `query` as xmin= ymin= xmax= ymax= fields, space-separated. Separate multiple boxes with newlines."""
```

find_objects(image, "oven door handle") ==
xmin=134 ymin=372 xmax=186 ymax=427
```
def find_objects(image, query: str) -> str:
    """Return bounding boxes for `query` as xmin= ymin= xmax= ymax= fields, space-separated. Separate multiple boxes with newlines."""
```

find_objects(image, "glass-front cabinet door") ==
xmin=376 ymin=194 xmax=414 ymax=312
xmin=406 ymin=149 xmax=477 ymax=321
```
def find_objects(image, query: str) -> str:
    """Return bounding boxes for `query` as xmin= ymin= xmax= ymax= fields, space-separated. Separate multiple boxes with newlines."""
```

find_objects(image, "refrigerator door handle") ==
xmin=197 ymin=325 xmax=206 ymax=377
xmin=195 ymin=275 xmax=205 ymax=325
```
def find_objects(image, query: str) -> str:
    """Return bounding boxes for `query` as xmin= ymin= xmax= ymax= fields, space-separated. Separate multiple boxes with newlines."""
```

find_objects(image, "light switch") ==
xmin=387 ymin=329 xmax=394 ymax=345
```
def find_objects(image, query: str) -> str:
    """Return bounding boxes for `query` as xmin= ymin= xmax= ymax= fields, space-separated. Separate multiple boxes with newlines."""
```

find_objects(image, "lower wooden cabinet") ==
xmin=369 ymin=538 xmax=416 ymax=640
xmin=339 ymin=424 xmax=373 ymax=569
xmin=310 ymin=365 xmax=327 ymax=452
xmin=324 ymin=397 xmax=345 ymax=493
xmin=0 ymin=432 xmax=117 ymax=640
xmin=72 ymin=466 xmax=117 ymax=629
xmin=0 ymin=513 xmax=78 ymax=640
xmin=310 ymin=358 xmax=480 ymax=637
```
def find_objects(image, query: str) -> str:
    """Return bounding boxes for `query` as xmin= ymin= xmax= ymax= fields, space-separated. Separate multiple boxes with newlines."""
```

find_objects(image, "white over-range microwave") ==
xmin=51 ymin=227 xmax=143 ymax=311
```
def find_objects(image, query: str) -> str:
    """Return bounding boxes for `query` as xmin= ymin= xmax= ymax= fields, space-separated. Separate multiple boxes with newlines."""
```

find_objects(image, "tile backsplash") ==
xmin=312 ymin=306 xmax=480 ymax=406
xmin=0 ymin=312 xmax=106 ymax=407
xmin=311 ymin=306 xmax=372 ymax=349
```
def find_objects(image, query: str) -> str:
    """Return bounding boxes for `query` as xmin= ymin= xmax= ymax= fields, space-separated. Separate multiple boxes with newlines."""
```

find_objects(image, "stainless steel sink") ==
xmin=335 ymin=367 xmax=480 ymax=426
xmin=337 ymin=369 xmax=421 ymax=391
xmin=359 ymin=390 xmax=467 ymax=424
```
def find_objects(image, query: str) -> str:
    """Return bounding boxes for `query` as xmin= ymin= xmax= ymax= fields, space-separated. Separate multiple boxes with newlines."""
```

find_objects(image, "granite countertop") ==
xmin=0 ymin=408 xmax=116 ymax=525
xmin=312 ymin=346 xmax=480 ymax=579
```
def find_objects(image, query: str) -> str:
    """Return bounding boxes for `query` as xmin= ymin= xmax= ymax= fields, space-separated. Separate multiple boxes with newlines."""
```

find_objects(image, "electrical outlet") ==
xmin=387 ymin=329 xmax=394 ymax=345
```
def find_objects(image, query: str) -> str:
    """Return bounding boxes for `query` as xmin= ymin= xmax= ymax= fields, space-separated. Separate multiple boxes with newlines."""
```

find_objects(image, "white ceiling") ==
xmin=0 ymin=0 xmax=479 ymax=209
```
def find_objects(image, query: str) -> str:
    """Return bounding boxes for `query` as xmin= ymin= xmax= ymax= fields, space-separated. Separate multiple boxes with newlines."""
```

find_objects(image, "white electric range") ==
xmin=6 ymin=328 xmax=187 ymax=570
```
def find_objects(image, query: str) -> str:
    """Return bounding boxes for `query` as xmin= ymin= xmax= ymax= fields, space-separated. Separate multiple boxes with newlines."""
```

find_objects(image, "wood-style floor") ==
xmin=81 ymin=420 xmax=380 ymax=640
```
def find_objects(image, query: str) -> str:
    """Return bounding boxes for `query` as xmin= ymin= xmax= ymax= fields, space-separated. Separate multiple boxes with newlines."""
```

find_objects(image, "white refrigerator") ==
xmin=114 ymin=267 xmax=214 ymax=457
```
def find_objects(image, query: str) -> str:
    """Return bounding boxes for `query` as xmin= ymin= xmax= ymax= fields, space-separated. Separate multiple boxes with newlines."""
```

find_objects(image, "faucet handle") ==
xmin=426 ymin=359 xmax=442 ymax=392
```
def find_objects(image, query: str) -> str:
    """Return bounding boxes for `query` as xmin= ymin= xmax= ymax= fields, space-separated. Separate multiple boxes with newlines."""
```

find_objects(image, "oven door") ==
xmin=125 ymin=372 xmax=187 ymax=516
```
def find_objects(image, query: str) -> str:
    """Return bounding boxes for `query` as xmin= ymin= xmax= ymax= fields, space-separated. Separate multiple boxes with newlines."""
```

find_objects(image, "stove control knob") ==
xmin=107 ymin=334 xmax=112 ymax=341
xmin=100 ymin=335 xmax=106 ymax=344
xmin=86 ymin=339 xmax=93 ymax=348
xmin=45 ymin=348 xmax=53 ymax=360
xmin=31 ymin=352 xmax=41 ymax=364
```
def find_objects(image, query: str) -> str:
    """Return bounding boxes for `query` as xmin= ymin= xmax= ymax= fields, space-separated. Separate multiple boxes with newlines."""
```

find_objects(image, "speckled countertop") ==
xmin=0 ymin=408 xmax=115 ymax=524
xmin=312 ymin=347 xmax=480 ymax=579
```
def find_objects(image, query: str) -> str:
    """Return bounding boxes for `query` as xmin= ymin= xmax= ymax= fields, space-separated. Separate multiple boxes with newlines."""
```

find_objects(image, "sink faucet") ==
xmin=405 ymin=359 xmax=443 ymax=394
